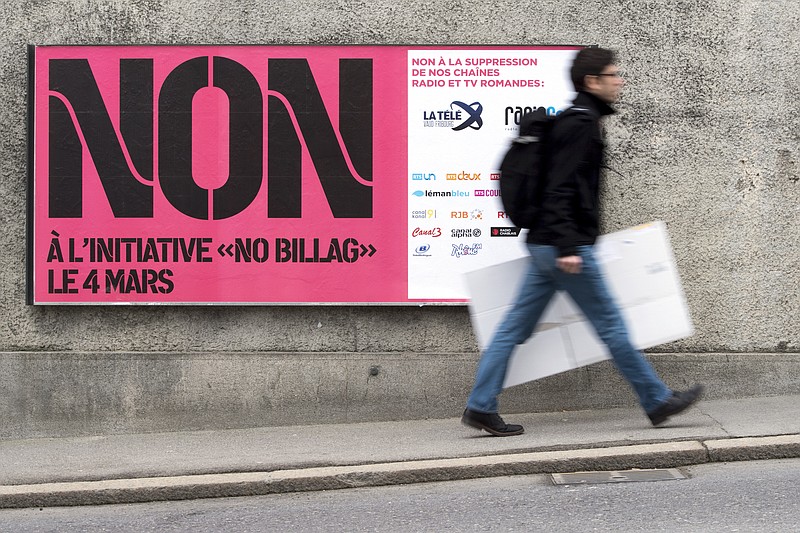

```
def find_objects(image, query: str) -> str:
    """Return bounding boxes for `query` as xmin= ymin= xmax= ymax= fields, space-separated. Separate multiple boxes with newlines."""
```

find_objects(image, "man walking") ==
xmin=462 ymin=47 xmax=703 ymax=436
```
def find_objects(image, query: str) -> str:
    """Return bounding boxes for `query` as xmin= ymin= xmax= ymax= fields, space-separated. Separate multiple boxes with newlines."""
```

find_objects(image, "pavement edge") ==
xmin=1 ymin=436 xmax=798 ymax=509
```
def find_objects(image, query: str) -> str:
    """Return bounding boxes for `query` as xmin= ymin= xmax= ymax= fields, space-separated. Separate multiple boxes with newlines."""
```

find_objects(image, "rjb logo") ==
xmin=45 ymin=56 xmax=373 ymax=220
xmin=451 ymin=209 xmax=482 ymax=220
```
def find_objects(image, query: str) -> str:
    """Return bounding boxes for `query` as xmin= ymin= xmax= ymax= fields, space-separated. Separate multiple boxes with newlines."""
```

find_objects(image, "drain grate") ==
xmin=551 ymin=468 xmax=685 ymax=485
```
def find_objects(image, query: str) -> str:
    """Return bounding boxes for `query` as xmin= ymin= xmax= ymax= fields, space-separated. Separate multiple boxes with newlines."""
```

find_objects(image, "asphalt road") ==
xmin=2 ymin=458 xmax=798 ymax=532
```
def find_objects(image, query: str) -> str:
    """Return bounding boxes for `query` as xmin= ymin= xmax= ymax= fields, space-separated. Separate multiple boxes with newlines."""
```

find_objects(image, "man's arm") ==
xmin=545 ymin=114 xmax=594 ymax=260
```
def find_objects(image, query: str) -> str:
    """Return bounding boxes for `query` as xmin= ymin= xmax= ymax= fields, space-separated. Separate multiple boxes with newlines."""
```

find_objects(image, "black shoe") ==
xmin=647 ymin=385 xmax=705 ymax=426
xmin=461 ymin=408 xmax=524 ymax=436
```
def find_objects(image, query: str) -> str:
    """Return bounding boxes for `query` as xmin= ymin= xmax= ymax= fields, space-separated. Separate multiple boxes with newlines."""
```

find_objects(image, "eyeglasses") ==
xmin=594 ymin=71 xmax=623 ymax=78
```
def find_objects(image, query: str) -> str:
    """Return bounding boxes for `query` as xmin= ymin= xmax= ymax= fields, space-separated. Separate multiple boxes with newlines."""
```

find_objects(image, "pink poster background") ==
xmin=32 ymin=46 xmax=409 ymax=303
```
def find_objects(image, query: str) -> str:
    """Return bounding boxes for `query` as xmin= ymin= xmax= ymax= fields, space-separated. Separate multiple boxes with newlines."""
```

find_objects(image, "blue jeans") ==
xmin=466 ymin=244 xmax=671 ymax=414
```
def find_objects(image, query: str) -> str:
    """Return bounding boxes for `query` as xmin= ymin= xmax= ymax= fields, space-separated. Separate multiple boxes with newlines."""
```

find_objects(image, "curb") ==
xmin=1 ymin=435 xmax=798 ymax=509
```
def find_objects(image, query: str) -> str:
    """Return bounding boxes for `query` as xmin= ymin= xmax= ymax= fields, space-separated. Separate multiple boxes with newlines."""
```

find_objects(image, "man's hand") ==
xmin=557 ymin=255 xmax=582 ymax=274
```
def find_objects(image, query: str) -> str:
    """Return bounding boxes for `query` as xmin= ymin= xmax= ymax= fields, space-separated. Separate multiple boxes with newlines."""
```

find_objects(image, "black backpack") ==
xmin=498 ymin=106 xmax=591 ymax=229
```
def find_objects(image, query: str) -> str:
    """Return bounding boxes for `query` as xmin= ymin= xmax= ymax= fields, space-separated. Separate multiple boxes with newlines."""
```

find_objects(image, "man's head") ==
xmin=571 ymin=47 xmax=624 ymax=104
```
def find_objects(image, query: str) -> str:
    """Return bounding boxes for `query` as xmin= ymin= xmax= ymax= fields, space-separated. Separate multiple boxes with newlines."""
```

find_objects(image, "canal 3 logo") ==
xmin=422 ymin=101 xmax=483 ymax=131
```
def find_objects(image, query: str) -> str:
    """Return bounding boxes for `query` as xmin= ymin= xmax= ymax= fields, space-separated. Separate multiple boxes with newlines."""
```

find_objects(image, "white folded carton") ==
xmin=464 ymin=221 xmax=693 ymax=388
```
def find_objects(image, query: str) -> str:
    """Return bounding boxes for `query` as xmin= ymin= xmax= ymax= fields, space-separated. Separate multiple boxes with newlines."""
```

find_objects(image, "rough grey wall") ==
xmin=0 ymin=0 xmax=797 ymax=411
xmin=2 ymin=351 xmax=798 ymax=440
xmin=2 ymin=0 xmax=796 ymax=354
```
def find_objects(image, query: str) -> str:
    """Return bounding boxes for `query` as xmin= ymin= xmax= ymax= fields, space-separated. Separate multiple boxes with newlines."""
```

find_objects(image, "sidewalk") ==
xmin=1 ymin=395 xmax=798 ymax=508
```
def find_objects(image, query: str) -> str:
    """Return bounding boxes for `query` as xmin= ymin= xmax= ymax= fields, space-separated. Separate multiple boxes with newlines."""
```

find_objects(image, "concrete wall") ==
xmin=1 ymin=0 xmax=797 ymax=438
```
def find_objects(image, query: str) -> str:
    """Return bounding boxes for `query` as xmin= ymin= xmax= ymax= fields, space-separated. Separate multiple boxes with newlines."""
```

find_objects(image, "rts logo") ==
xmin=446 ymin=172 xmax=480 ymax=181
xmin=411 ymin=173 xmax=436 ymax=181
xmin=490 ymin=173 xmax=500 ymax=181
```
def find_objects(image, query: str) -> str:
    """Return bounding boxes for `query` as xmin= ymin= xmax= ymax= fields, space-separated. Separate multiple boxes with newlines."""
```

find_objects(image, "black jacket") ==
xmin=526 ymin=91 xmax=615 ymax=256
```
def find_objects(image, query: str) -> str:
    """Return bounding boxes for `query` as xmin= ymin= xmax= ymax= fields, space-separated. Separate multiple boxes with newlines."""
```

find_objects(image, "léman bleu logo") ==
xmin=422 ymin=101 xmax=483 ymax=131
xmin=412 ymin=190 xmax=469 ymax=198
xmin=45 ymin=56 xmax=373 ymax=220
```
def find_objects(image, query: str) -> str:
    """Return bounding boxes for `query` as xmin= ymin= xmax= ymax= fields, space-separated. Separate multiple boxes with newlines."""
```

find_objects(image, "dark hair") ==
xmin=571 ymin=47 xmax=616 ymax=91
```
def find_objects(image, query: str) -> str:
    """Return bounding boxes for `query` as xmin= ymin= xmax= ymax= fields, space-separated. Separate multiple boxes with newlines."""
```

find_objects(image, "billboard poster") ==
xmin=27 ymin=45 xmax=581 ymax=304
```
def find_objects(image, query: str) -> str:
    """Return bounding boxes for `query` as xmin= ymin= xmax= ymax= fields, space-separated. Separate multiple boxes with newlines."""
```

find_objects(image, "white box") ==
xmin=464 ymin=221 xmax=693 ymax=388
